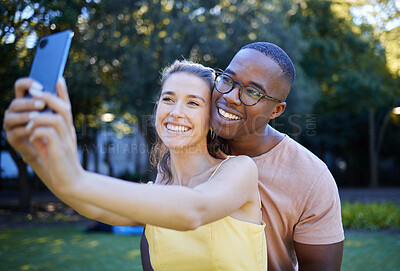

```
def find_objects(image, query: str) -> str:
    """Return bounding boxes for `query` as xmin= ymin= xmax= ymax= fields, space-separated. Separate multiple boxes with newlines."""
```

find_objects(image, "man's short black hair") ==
xmin=241 ymin=42 xmax=296 ymax=87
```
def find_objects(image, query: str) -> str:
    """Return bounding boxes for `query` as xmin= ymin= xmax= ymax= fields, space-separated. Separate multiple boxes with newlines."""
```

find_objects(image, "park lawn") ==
xmin=0 ymin=226 xmax=399 ymax=270
xmin=0 ymin=226 xmax=142 ymax=271
xmin=342 ymin=230 xmax=400 ymax=271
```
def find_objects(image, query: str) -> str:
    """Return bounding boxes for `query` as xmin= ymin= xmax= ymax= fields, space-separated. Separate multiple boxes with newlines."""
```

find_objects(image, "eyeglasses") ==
xmin=214 ymin=71 xmax=283 ymax=106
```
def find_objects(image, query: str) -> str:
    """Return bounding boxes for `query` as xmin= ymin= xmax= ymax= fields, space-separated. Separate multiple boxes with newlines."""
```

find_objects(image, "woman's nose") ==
xmin=169 ymin=105 xmax=185 ymax=119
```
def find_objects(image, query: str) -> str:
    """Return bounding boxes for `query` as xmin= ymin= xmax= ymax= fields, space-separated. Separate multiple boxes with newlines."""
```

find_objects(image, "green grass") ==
xmin=0 ymin=226 xmax=142 ymax=271
xmin=342 ymin=230 xmax=400 ymax=271
xmin=0 ymin=226 xmax=399 ymax=270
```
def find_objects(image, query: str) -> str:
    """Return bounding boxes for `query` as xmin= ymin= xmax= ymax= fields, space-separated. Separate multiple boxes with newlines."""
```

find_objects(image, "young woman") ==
xmin=8 ymin=60 xmax=267 ymax=270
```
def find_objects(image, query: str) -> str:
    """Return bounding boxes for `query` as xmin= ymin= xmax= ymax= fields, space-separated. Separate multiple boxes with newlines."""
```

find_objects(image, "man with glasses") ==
xmin=209 ymin=42 xmax=344 ymax=270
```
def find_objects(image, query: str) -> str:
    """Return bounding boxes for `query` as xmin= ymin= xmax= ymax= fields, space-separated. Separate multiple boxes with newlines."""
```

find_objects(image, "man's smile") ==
xmin=217 ymin=107 xmax=242 ymax=121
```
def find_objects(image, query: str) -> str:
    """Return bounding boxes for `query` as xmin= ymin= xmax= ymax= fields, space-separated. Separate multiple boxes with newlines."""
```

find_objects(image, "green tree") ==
xmin=290 ymin=0 xmax=400 ymax=187
xmin=69 ymin=0 xmax=317 ymax=148
xmin=0 ymin=0 xmax=94 ymax=211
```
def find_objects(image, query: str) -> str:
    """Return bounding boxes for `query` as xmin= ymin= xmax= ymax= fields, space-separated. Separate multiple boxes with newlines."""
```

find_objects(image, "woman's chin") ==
xmin=166 ymin=142 xmax=206 ymax=155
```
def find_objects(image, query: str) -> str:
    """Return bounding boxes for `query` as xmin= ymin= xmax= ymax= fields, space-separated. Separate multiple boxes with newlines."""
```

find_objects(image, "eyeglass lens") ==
xmin=215 ymin=74 xmax=261 ymax=106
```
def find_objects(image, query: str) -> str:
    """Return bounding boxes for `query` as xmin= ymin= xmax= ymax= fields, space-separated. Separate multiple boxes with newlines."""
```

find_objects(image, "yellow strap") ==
xmin=208 ymin=155 xmax=234 ymax=180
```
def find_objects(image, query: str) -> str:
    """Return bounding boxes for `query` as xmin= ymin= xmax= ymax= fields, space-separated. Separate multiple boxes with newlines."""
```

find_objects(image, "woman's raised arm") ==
xmin=27 ymin=79 xmax=259 ymax=231
xmin=14 ymin=78 xmax=138 ymax=226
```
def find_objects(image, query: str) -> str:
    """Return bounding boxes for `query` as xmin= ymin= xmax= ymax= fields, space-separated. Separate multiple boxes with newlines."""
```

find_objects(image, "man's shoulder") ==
xmin=257 ymin=135 xmax=327 ymax=170
xmin=287 ymin=136 xmax=327 ymax=166
xmin=253 ymin=135 xmax=336 ymax=194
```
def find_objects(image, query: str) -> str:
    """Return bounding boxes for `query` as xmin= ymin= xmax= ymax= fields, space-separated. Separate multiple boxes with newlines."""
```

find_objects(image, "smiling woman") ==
xmin=3 ymin=59 xmax=267 ymax=270
xmin=151 ymin=61 xmax=219 ymax=184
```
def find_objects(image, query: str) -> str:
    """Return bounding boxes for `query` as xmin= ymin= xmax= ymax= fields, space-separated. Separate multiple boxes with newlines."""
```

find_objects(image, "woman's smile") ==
xmin=165 ymin=123 xmax=191 ymax=133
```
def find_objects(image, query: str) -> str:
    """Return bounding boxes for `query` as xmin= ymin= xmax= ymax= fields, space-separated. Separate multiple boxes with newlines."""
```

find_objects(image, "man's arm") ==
xmin=295 ymin=241 xmax=343 ymax=271
xmin=293 ymin=167 xmax=344 ymax=270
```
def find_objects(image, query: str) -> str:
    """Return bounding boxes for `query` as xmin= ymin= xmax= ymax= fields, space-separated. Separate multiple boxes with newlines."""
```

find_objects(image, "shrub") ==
xmin=341 ymin=202 xmax=400 ymax=230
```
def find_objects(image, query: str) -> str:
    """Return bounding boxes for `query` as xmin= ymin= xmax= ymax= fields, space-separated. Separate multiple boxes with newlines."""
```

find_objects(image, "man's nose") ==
xmin=222 ymin=84 xmax=242 ymax=106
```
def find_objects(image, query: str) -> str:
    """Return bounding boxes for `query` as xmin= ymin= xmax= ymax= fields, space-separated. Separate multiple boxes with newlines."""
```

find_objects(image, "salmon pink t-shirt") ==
xmin=251 ymin=135 xmax=344 ymax=270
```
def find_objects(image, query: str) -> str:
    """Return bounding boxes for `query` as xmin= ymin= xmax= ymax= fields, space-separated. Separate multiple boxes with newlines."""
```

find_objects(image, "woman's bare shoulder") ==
xmin=226 ymin=155 xmax=257 ymax=168
xmin=217 ymin=155 xmax=258 ymax=180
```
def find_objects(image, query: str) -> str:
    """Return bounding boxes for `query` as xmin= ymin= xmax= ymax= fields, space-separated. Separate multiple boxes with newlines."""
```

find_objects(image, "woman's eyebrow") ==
xmin=187 ymin=94 xmax=206 ymax=103
xmin=160 ymin=91 xmax=175 ymax=96
xmin=161 ymin=91 xmax=206 ymax=103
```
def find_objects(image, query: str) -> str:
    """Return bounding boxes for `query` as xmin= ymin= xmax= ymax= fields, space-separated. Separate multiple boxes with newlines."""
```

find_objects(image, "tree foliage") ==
xmin=1 ymin=0 xmax=399 ymax=194
xmin=289 ymin=0 xmax=400 ymax=186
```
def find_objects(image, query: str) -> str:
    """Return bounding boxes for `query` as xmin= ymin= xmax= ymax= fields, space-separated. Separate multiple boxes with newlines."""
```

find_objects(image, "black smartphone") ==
xmin=27 ymin=30 xmax=74 ymax=97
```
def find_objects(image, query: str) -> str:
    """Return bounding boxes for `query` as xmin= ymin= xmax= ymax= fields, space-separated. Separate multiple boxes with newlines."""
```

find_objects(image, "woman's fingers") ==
xmin=14 ymin=78 xmax=43 ymax=98
xmin=54 ymin=79 xmax=76 ymax=137
xmin=26 ymin=113 xmax=74 ymax=145
xmin=6 ymin=125 xmax=33 ymax=144
xmin=5 ymin=125 xmax=39 ymax=161
xmin=3 ymin=109 xmax=41 ymax=131
xmin=28 ymin=85 xmax=74 ymax=131
xmin=5 ymin=79 xmax=46 ymax=137
xmin=56 ymin=77 xmax=71 ymax=104
xmin=28 ymin=88 xmax=70 ymax=115
xmin=13 ymin=77 xmax=66 ymax=115
xmin=6 ymin=98 xmax=46 ymax=113
xmin=29 ymin=126 xmax=58 ymax=155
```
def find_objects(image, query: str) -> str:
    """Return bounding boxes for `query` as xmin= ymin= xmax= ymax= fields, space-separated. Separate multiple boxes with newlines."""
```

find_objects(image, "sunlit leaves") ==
xmin=348 ymin=0 xmax=400 ymax=77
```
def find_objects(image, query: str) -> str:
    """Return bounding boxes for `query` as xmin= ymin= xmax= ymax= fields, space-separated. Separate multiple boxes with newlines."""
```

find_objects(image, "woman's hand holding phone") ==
xmin=4 ymin=29 xmax=78 ymax=189
xmin=4 ymin=76 xmax=82 ymax=193
xmin=3 ymin=78 xmax=46 ymax=163
xmin=4 ymin=30 xmax=74 ymax=163
xmin=26 ymin=78 xmax=84 ymax=192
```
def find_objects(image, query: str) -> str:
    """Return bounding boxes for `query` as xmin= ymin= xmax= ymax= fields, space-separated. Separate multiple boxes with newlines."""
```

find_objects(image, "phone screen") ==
xmin=28 ymin=30 xmax=74 ymax=96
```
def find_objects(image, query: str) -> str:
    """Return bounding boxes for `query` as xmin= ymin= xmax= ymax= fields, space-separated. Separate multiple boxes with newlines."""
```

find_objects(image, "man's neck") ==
xmin=225 ymin=125 xmax=285 ymax=157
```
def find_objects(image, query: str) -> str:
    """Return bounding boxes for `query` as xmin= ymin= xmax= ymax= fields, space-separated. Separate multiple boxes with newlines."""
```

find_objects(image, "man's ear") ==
xmin=270 ymin=102 xmax=286 ymax=120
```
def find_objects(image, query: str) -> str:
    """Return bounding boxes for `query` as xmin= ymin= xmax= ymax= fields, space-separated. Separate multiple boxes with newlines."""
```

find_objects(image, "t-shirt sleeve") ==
xmin=293 ymin=167 xmax=344 ymax=245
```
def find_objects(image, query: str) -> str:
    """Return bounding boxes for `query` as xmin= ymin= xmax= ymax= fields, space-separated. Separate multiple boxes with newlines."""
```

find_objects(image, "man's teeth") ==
xmin=219 ymin=108 xmax=240 ymax=120
xmin=167 ymin=123 xmax=189 ymax=132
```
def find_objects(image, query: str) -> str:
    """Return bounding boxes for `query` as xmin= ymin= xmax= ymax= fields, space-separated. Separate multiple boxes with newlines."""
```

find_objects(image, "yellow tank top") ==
xmin=145 ymin=157 xmax=267 ymax=270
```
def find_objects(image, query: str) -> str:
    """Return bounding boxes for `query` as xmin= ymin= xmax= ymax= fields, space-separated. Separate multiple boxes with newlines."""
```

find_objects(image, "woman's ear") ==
xmin=270 ymin=102 xmax=286 ymax=120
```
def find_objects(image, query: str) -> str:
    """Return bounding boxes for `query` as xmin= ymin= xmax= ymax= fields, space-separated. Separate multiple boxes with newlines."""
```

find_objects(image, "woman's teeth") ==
xmin=219 ymin=108 xmax=240 ymax=120
xmin=167 ymin=123 xmax=189 ymax=132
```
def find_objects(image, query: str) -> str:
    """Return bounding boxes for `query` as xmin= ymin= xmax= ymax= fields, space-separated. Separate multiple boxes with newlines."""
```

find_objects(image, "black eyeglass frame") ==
xmin=214 ymin=71 xmax=284 ymax=106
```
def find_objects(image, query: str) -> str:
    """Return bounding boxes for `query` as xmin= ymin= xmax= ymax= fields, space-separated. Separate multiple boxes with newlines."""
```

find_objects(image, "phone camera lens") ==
xmin=39 ymin=39 xmax=48 ymax=48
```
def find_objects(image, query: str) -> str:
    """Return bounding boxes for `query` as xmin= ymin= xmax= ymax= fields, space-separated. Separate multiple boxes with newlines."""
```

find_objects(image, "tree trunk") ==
xmin=368 ymin=109 xmax=379 ymax=188
xmin=93 ymin=128 xmax=99 ymax=173
xmin=17 ymin=161 xmax=30 ymax=211
xmin=105 ymin=140 xmax=114 ymax=177
xmin=8 ymin=146 xmax=32 ymax=212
